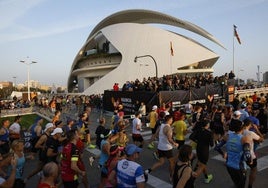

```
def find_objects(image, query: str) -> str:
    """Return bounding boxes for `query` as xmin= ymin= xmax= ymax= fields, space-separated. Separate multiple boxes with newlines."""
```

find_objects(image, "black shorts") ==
xmin=30 ymin=137 xmax=40 ymax=153
xmin=157 ymin=149 xmax=173 ymax=159
xmin=248 ymin=158 xmax=257 ymax=169
xmin=175 ymin=140 xmax=185 ymax=150
xmin=151 ymin=127 xmax=157 ymax=135
xmin=63 ymin=180 xmax=79 ymax=188
xmin=196 ymin=147 xmax=209 ymax=165
xmin=226 ymin=166 xmax=246 ymax=188
xmin=132 ymin=134 xmax=144 ymax=142
xmin=0 ymin=142 xmax=10 ymax=155
xmin=212 ymin=125 xmax=224 ymax=135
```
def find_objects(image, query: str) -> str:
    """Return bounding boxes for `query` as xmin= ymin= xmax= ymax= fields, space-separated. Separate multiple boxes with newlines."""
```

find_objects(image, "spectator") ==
xmin=228 ymin=70 xmax=235 ymax=79
xmin=113 ymin=83 xmax=119 ymax=91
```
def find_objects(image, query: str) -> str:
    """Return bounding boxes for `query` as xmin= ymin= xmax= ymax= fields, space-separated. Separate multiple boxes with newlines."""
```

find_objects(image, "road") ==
xmin=24 ymin=110 xmax=268 ymax=188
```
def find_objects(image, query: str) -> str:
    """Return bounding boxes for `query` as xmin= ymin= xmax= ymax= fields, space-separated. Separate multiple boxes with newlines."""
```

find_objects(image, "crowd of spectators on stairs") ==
xmin=115 ymin=70 xmax=237 ymax=92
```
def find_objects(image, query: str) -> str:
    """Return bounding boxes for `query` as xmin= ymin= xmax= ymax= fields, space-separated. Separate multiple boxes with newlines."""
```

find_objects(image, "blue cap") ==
xmin=125 ymin=144 xmax=142 ymax=155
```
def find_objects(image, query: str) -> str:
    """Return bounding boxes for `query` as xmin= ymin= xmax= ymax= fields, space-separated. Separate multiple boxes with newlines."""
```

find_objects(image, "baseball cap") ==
xmin=234 ymin=110 xmax=242 ymax=116
xmin=152 ymin=105 xmax=158 ymax=110
xmin=44 ymin=123 xmax=54 ymax=132
xmin=51 ymin=128 xmax=63 ymax=136
xmin=125 ymin=144 xmax=142 ymax=155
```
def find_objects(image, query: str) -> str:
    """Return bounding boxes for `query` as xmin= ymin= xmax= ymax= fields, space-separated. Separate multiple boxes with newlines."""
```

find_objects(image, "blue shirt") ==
xmin=226 ymin=132 xmax=243 ymax=170
xmin=99 ymin=139 xmax=109 ymax=166
xmin=0 ymin=127 xmax=9 ymax=142
xmin=8 ymin=154 xmax=25 ymax=179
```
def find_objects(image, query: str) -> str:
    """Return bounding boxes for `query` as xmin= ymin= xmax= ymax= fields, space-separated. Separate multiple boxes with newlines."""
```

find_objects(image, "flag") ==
xmin=233 ymin=25 xmax=241 ymax=44
xmin=170 ymin=41 xmax=174 ymax=56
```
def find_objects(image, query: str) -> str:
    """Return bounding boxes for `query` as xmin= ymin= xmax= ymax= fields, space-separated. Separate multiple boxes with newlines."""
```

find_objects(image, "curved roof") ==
xmin=88 ymin=9 xmax=225 ymax=49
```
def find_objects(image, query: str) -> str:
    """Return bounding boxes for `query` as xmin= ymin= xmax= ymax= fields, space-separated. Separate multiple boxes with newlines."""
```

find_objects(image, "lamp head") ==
xmin=134 ymin=56 xmax=137 ymax=63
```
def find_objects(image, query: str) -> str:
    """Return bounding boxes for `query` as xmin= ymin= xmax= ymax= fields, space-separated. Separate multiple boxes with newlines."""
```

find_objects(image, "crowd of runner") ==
xmin=0 ymin=88 xmax=267 ymax=187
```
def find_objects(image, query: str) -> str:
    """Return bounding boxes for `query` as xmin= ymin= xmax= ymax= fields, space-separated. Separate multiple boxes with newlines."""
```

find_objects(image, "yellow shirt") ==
xmin=172 ymin=120 xmax=187 ymax=141
xmin=148 ymin=111 xmax=157 ymax=129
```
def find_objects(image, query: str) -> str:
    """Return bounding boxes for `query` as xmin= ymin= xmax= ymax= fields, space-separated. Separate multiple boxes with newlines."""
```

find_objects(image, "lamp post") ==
xmin=12 ymin=76 xmax=17 ymax=89
xmin=134 ymin=55 xmax=158 ymax=78
xmin=20 ymin=58 xmax=37 ymax=101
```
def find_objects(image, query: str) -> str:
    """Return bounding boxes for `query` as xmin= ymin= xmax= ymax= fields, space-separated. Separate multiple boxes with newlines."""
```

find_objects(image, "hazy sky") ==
xmin=0 ymin=0 xmax=267 ymax=87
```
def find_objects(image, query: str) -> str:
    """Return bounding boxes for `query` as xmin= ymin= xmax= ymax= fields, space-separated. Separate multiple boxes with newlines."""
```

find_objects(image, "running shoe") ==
xmin=144 ymin=169 xmax=151 ymax=175
xmin=204 ymin=174 xmax=213 ymax=183
xmin=147 ymin=143 xmax=154 ymax=149
xmin=87 ymin=143 xmax=96 ymax=149
xmin=153 ymin=152 xmax=159 ymax=160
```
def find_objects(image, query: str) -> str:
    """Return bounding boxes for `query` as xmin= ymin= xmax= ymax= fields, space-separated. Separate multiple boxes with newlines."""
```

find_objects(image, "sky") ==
xmin=0 ymin=0 xmax=268 ymax=87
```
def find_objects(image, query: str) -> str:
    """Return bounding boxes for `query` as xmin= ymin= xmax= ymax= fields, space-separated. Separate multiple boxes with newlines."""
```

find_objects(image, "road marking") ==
xmin=257 ymin=156 xmax=268 ymax=171
xmin=147 ymin=174 xmax=172 ymax=188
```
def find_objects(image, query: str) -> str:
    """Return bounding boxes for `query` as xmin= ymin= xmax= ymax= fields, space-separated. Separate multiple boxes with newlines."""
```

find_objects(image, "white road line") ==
xmin=257 ymin=156 xmax=268 ymax=171
xmin=147 ymin=174 xmax=172 ymax=188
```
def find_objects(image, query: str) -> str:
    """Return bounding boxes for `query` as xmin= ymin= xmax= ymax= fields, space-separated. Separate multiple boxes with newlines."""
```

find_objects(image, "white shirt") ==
xmin=9 ymin=122 xmax=21 ymax=134
xmin=243 ymin=129 xmax=260 ymax=159
xmin=138 ymin=105 xmax=146 ymax=116
xmin=158 ymin=123 xmax=173 ymax=151
xmin=132 ymin=118 xmax=141 ymax=134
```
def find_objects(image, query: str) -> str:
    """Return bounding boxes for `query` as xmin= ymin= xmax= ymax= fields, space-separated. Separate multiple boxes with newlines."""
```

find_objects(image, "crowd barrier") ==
xmin=0 ymin=107 xmax=33 ymax=117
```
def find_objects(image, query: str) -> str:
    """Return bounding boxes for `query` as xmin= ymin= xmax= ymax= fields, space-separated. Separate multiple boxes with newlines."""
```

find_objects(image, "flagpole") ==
xmin=232 ymin=25 xmax=235 ymax=73
xmin=170 ymin=53 xmax=172 ymax=74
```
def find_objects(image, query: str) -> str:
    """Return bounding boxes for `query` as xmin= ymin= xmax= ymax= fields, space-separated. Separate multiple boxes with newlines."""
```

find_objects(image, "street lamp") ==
xmin=20 ymin=58 xmax=37 ymax=101
xmin=134 ymin=55 xmax=158 ymax=78
xmin=12 ymin=76 xmax=17 ymax=88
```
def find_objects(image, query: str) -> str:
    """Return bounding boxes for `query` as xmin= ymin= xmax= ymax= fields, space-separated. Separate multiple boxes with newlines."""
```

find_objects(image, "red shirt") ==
xmin=61 ymin=143 xmax=79 ymax=181
xmin=113 ymin=84 xmax=119 ymax=91
xmin=38 ymin=182 xmax=56 ymax=188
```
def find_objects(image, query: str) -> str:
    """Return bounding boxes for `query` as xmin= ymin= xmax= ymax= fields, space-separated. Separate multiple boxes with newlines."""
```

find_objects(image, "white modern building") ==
xmin=67 ymin=9 xmax=224 ymax=95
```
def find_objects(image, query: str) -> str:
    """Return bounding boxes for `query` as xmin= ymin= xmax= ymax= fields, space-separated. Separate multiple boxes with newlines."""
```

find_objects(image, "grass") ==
xmin=0 ymin=114 xmax=49 ymax=131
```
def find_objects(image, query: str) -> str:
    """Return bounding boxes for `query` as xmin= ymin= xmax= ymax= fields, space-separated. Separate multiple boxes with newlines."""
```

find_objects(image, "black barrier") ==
xmin=103 ymin=84 xmax=225 ymax=114
xmin=103 ymin=90 xmax=158 ymax=115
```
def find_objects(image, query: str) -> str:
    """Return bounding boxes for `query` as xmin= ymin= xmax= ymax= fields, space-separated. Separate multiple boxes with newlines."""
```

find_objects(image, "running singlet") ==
xmin=173 ymin=163 xmax=194 ymax=188
xmin=226 ymin=132 xmax=243 ymax=170
xmin=158 ymin=124 xmax=173 ymax=151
